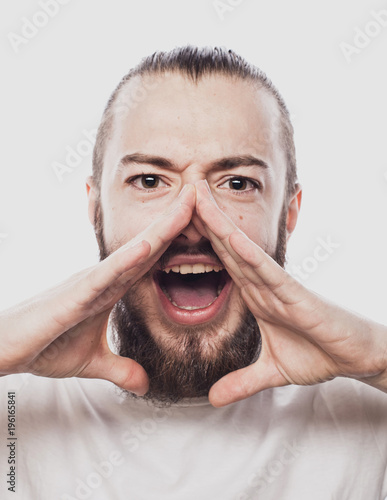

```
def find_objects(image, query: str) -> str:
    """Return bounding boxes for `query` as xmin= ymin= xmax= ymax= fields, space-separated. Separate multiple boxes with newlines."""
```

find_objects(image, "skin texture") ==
xmin=86 ymin=72 xmax=386 ymax=406
xmin=1 ymin=73 xmax=386 ymax=407
xmin=87 ymin=74 xmax=301 ymax=366
xmin=194 ymin=180 xmax=387 ymax=406
xmin=0 ymin=186 xmax=197 ymax=396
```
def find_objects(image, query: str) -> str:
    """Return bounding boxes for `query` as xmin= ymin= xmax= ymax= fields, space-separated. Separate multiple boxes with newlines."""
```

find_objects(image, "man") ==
xmin=1 ymin=46 xmax=387 ymax=499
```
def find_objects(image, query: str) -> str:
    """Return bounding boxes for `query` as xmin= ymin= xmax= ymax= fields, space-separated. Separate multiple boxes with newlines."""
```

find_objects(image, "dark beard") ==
xmin=111 ymin=289 xmax=261 ymax=406
xmin=94 ymin=199 xmax=287 ymax=406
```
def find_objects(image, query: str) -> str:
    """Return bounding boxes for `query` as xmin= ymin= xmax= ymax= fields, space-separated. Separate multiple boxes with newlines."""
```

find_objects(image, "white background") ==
xmin=1 ymin=0 xmax=386 ymax=324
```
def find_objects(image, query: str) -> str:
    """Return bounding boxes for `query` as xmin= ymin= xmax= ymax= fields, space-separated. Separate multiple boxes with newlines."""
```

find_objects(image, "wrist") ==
xmin=357 ymin=322 xmax=387 ymax=392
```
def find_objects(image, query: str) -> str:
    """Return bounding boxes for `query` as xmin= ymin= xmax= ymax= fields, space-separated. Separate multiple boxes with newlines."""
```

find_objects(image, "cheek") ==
xmin=214 ymin=197 xmax=275 ymax=251
xmin=101 ymin=193 xmax=174 ymax=247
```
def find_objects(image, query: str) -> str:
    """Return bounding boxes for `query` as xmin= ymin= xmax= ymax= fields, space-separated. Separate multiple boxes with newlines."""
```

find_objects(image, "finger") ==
xmin=84 ymin=240 xmax=151 ymax=301
xmin=128 ymin=183 xmax=196 ymax=254
xmin=74 ymin=184 xmax=195 ymax=311
xmin=119 ymin=183 xmax=196 ymax=282
xmin=37 ymin=240 xmax=152 ymax=334
xmin=85 ymin=351 xmax=149 ymax=396
xmin=195 ymin=180 xmax=261 ymax=287
xmin=51 ymin=185 xmax=195 ymax=331
xmin=190 ymin=213 xmax=247 ymax=286
xmin=16 ymin=241 xmax=149 ymax=342
xmin=196 ymin=180 xmax=291 ymax=291
xmin=209 ymin=354 xmax=287 ymax=407
xmin=198 ymin=226 xmax=245 ymax=289
xmin=195 ymin=179 xmax=238 ymax=239
xmin=191 ymin=211 xmax=210 ymax=240
xmin=229 ymin=230 xmax=290 ymax=289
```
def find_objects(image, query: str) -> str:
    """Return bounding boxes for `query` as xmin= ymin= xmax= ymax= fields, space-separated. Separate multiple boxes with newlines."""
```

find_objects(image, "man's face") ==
xmin=88 ymin=73 xmax=292 ymax=404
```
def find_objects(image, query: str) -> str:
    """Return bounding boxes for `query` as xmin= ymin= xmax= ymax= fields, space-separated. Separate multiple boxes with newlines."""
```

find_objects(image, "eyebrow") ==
xmin=116 ymin=153 xmax=269 ymax=175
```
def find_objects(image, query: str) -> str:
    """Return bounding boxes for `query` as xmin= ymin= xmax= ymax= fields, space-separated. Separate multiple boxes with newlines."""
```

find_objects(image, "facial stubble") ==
xmin=94 ymin=200 xmax=287 ymax=406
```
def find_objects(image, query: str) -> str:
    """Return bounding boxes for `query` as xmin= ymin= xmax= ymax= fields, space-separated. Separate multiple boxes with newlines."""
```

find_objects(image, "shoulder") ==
xmin=0 ymin=374 xmax=119 ymax=416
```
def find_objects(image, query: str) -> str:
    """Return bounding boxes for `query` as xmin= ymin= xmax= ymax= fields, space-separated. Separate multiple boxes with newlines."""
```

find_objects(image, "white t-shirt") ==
xmin=0 ymin=374 xmax=386 ymax=500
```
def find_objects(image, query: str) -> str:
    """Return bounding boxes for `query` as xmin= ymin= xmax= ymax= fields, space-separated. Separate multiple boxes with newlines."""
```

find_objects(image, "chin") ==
xmin=111 ymin=284 xmax=261 ymax=406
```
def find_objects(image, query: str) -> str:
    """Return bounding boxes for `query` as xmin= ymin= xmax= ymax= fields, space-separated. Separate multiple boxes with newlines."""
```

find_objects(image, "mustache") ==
xmin=156 ymin=239 xmax=224 ymax=270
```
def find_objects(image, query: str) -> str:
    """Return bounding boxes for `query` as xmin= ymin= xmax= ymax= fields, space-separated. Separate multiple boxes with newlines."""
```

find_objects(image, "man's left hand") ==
xmin=194 ymin=180 xmax=387 ymax=407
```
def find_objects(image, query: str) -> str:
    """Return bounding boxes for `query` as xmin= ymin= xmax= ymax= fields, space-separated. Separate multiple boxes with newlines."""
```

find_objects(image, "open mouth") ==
xmin=153 ymin=262 xmax=232 ymax=325
xmin=156 ymin=264 xmax=228 ymax=310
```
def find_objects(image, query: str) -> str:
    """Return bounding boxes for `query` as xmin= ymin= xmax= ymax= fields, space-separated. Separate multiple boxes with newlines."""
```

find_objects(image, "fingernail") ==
xmin=133 ymin=391 xmax=143 ymax=397
xmin=201 ymin=180 xmax=215 ymax=201
xmin=128 ymin=239 xmax=144 ymax=249
xmin=178 ymin=184 xmax=192 ymax=197
xmin=203 ymin=180 xmax=211 ymax=194
xmin=195 ymin=180 xmax=208 ymax=197
xmin=133 ymin=387 xmax=148 ymax=397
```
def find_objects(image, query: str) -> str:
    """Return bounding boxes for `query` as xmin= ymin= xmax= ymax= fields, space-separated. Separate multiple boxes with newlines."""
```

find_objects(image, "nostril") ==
xmin=177 ymin=221 xmax=205 ymax=244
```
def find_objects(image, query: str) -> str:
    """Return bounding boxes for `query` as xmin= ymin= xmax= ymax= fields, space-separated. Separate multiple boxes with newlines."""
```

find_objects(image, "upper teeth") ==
xmin=163 ymin=264 xmax=223 ymax=274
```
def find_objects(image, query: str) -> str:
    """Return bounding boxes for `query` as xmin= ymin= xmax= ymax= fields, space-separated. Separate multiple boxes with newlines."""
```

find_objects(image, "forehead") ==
xmin=103 ymin=72 xmax=286 ymax=183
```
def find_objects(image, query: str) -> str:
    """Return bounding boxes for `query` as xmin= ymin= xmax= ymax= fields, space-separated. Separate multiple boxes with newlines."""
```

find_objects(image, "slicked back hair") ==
xmin=92 ymin=45 xmax=297 ymax=200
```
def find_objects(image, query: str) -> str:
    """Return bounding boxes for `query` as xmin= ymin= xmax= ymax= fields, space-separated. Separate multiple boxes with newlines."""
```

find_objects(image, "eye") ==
xmin=126 ymin=174 xmax=168 ymax=191
xmin=140 ymin=175 xmax=160 ymax=188
xmin=218 ymin=176 xmax=261 ymax=192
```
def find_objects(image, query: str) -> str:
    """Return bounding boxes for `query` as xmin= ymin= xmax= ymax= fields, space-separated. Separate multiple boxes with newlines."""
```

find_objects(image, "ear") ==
xmin=286 ymin=184 xmax=302 ymax=241
xmin=86 ymin=176 xmax=98 ymax=227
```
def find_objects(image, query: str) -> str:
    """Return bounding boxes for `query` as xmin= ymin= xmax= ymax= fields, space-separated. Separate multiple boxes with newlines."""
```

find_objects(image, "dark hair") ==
xmin=92 ymin=45 xmax=297 ymax=199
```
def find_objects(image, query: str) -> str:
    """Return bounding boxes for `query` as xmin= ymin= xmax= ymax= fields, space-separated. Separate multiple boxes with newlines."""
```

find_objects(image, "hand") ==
xmin=194 ymin=180 xmax=387 ymax=407
xmin=0 ymin=184 xmax=196 ymax=396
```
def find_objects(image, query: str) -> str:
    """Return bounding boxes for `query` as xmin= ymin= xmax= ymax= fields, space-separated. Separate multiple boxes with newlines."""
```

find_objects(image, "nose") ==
xmin=173 ymin=178 xmax=207 ymax=246
xmin=174 ymin=219 xmax=205 ymax=246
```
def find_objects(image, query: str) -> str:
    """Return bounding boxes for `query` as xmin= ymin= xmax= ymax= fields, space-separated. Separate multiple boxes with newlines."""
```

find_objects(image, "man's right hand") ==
xmin=0 ymin=184 xmax=195 ymax=396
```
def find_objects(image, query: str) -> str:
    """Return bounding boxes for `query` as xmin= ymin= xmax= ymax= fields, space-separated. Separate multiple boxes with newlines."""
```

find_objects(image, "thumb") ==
xmin=208 ymin=355 xmax=286 ymax=407
xmin=86 ymin=352 xmax=149 ymax=396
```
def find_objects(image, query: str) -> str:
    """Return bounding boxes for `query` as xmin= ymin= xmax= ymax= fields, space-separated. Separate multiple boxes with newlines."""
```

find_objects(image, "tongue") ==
xmin=163 ymin=273 xmax=218 ymax=308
